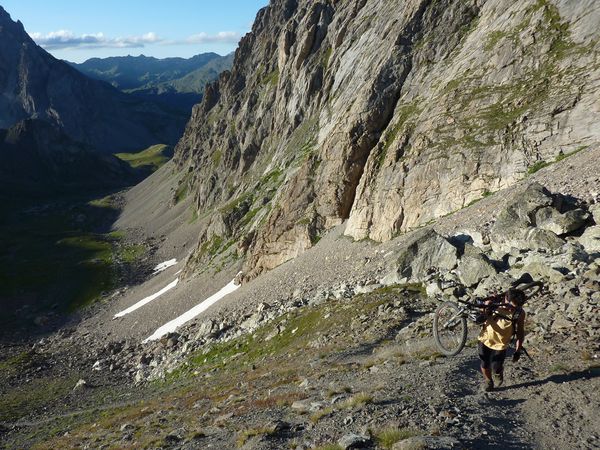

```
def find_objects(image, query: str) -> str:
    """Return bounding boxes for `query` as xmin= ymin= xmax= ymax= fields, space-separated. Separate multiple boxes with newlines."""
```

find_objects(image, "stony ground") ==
xmin=1 ymin=147 xmax=599 ymax=449
xmin=1 ymin=285 xmax=598 ymax=449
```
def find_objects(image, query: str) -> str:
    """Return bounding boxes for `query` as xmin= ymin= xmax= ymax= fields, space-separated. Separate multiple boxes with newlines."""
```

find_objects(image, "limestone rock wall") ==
xmin=174 ymin=0 xmax=600 ymax=279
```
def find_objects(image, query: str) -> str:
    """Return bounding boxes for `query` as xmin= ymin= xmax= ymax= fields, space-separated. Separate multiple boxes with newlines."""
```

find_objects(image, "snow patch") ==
xmin=153 ymin=259 xmax=177 ymax=274
xmin=114 ymin=278 xmax=179 ymax=318
xmin=143 ymin=275 xmax=241 ymax=343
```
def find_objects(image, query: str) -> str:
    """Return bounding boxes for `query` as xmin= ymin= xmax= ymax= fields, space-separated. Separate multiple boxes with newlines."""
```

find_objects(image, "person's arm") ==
xmin=513 ymin=311 xmax=526 ymax=361
xmin=515 ymin=310 xmax=525 ymax=351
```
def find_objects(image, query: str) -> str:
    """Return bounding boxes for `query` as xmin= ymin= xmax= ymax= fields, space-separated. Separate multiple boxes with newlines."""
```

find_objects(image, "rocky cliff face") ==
xmin=174 ymin=0 xmax=600 ymax=279
xmin=0 ymin=7 xmax=185 ymax=153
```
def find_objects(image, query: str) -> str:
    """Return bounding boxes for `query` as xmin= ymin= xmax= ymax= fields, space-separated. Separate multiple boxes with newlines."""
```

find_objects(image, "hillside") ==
xmin=71 ymin=53 xmax=235 ymax=112
xmin=0 ymin=119 xmax=134 ymax=192
xmin=1 ymin=142 xmax=598 ymax=450
xmin=0 ymin=6 xmax=186 ymax=153
xmin=172 ymin=0 xmax=600 ymax=281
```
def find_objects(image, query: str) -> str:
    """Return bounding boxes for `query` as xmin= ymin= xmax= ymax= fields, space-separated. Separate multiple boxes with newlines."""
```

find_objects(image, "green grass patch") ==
xmin=527 ymin=145 xmax=588 ymax=175
xmin=549 ymin=363 xmax=570 ymax=373
xmin=484 ymin=30 xmax=508 ymax=51
xmin=376 ymin=102 xmax=420 ymax=169
xmin=88 ymin=195 xmax=118 ymax=210
xmin=465 ymin=189 xmax=493 ymax=207
xmin=0 ymin=351 xmax=34 ymax=380
xmin=211 ymin=149 xmax=223 ymax=166
xmin=220 ymin=191 xmax=254 ymax=215
xmin=339 ymin=392 xmax=373 ymax=409
xmin=198 ymin=235 xmax=225 ymax=259
xmin=555 ymin=145 xmax=588 ymax=162
xmin=312 ymin=445 xmax=343 ymax=450
xmin=321 ymin=46 xmax=333 ymax=70
xmin=0 ymin=376 xmax=78 ymax=422
xmin=174 ymin=173 xmax=192 ymax=204
xmin=310 ymin=407 xmax=334 ymax=424
xmin=236 ymin=425 xmax=277 ymax=447
xmin=119 ymin=244 xmax=146 ymax=263
xmin=374 ymin=426 xmax=419 ymax=449
xmin=262 ymin=69 xmax=279 ymax=86
xmin=259 ymin=168 xmax=283 ymax=188
xmin=168 ymin=285 xmax=422 ymax=382
xmin=527 ymin=160 xmax=550 ymax=174
xmin=115 ymin=144 xmax=172 ymax=172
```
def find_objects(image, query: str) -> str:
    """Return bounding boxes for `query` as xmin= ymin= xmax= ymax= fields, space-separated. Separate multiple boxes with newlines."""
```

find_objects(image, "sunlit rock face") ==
xmin=174 ymin=0 xmax=600 ymax=279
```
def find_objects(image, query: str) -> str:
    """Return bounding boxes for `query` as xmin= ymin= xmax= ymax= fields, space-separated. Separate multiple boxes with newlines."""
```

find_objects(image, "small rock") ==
xmin=213 ymin=412 xmax=233 ymax=426
xmin=164 ymin=431 xmax=183 ymax=443
xmin=120 ymin=423 xmax=134 ymax=432
xmin=338 ymin=433 xmax=371 ymax=449
xmin=291 ymin=400 xmax=311 ymax=411
xmin=73 ymin=379 xmax=87 ymax=391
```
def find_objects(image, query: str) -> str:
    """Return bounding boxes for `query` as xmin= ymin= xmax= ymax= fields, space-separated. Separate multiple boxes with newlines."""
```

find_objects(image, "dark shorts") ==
xmin=478 ymin=341 xmax=507 ymax=371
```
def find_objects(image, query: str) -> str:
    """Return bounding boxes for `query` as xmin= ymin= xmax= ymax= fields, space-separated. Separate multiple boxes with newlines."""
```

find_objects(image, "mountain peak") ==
xmin=0 ymin=5 xmax=9 ymax=19
xmin=0 ymin=5 xmax=185 ymax=152
xmin=0 ymin=6 xmax=27 ymax=36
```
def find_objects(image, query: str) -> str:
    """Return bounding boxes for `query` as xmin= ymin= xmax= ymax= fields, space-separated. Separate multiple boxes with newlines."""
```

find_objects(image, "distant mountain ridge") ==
xmin=70 ymin=53 xmax=234 ymax=112
xmin=0 ymin=6 xmax=186 ymax=154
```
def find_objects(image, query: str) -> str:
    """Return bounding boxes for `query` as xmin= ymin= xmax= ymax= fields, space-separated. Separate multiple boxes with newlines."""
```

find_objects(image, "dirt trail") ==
xmin=439 ymin=349 xmax=600 ymax=449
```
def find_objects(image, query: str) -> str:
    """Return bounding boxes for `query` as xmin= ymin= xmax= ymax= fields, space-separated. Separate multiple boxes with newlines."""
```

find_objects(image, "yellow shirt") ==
xmin=478 ymin=306 xmax=517 ymax=350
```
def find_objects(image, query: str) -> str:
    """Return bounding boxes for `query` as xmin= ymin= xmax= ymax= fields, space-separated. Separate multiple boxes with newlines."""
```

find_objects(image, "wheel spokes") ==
xmin=437 ymin=307 xmax=463 ymax=351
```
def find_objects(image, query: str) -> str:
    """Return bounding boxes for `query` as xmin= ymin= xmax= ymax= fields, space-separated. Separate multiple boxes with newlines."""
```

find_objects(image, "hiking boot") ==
xmin=482 ymin=379 xmax=494 ymax=392
xmin=493 ymin=372 xmax=504 ymax=387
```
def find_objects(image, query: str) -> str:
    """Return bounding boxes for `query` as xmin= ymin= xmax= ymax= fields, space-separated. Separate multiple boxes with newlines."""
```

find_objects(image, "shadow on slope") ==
xmin=0 ymin=189 xmax=149 ymax=343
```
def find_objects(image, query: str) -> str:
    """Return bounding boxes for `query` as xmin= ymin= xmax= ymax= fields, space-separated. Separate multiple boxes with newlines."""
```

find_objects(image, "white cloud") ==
xmin=30 ymin=29 xmax=242 ymax=51
xmin=185 ymin=31 xmax=241 ymax=44
xmin=29 ymin=30 xmax=162 ymax=50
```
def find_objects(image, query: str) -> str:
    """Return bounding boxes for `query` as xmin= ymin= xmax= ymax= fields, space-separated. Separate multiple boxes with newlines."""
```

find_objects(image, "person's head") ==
xmin=506 ymin=288 xmax=526 ymax=307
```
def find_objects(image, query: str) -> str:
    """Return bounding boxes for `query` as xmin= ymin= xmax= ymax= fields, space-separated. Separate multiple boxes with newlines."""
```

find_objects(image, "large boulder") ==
xmin=525 ymin=228 xmax=565 ymax=252
xmin=473 ymin=272 xmax=516 ymax=297
xmin=510 ymin=182 xmax=554 ymax=222
xmin=589 ymin=203 xmax=600 ymax=224
xmin=394 ymin=229 xmax=458 ymax=281
xmin=456 ymin=244 xmax=497 ymax=287
xmin=535 ymin=207 xmax=589 ymax=235
xmin=490 ymin=183 xmax=553 ymax=254
xmin=578 ymin=226 xmax=600 ymax=254
xmin=517 ymin=261 xmax=566 ymax=284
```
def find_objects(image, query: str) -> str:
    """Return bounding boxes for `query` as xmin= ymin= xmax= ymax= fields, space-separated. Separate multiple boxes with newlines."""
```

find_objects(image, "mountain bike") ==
xmin=433 ymin=280 xmax=543 ymax=356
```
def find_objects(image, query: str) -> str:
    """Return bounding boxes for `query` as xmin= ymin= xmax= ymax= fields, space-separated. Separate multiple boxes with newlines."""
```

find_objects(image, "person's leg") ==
xmin=478 ymin=342 xmax=494 ymax=391
xmin=491 ymin=349 xmax=507 ymax=386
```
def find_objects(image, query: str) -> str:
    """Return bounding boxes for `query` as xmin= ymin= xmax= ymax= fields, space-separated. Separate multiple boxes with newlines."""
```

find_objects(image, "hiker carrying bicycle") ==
xmin=477 ymin=288 xmax=526 ymax=392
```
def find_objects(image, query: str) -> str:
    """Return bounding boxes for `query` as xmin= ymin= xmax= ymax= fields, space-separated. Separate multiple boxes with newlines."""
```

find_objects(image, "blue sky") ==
xmin=2 ymin=0 xmax=269 ymax=62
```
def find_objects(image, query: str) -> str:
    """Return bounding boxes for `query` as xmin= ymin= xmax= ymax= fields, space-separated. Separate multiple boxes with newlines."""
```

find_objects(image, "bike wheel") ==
xmin=433 ymin=301 xmax=467 ymax=356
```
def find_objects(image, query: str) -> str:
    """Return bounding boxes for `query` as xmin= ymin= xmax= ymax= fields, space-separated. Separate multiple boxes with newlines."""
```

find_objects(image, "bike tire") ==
xmin=433 ymin=301 xmax=468 ymax=356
